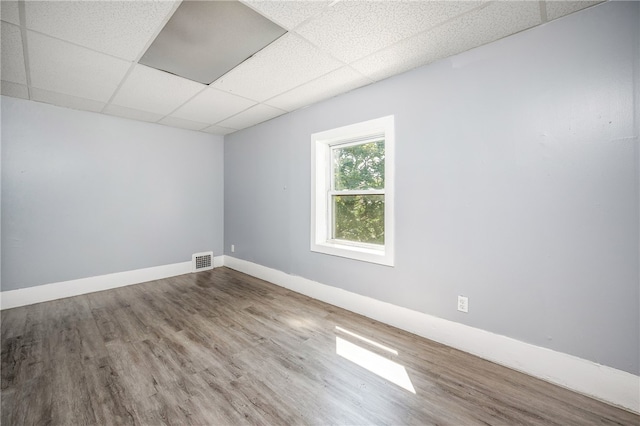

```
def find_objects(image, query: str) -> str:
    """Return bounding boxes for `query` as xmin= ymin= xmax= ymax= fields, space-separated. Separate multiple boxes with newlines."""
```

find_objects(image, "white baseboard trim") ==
xmin=0 ymin=256 xmax=224 ymax=310
xmin=223 ymin=255 xmax=640 ymax=414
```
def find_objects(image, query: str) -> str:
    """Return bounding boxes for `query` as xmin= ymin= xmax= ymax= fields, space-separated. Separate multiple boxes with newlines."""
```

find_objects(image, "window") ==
xmin=311 ymin=116 xmax=394 ymax=266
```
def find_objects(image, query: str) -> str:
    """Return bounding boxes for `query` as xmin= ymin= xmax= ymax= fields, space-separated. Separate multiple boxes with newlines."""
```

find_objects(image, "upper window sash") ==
xmin=329 ymin=137 xmax=385 ymax=193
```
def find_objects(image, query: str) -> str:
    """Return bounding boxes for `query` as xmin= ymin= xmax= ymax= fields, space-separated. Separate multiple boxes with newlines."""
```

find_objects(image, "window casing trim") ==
xmin=310 ymin=115 xmax=395 ymax=266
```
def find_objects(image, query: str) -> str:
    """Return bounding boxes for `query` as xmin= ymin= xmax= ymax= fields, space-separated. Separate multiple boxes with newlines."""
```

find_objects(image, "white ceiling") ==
xmin=0 ymin=0 xmax=603 ymax=135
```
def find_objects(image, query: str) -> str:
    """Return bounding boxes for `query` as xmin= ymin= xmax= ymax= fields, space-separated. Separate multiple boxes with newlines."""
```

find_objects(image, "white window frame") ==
xmin=311 ymin=115 xmax=395 ymax=266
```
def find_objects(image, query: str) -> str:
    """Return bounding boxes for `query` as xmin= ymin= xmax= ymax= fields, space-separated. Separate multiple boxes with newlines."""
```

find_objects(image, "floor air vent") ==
xmin=192 ymin=251 xmax=214 ymax=272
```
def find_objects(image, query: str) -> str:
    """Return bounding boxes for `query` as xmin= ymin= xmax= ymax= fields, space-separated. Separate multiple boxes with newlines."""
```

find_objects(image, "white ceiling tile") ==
xmin=351 ymin=1 xmax=542 ymax=82
xmin=266 ymin=67 xmax=372 ymax=112
xmin=202 ymin=124 xmax=238 ymax=135
xmin=158 ymin=116 xmax=210 ymax=131
xmin=1 ymin=1 xmax=20 ymax=25
xmin=217 ymin=104 xmax=286 ymax=130
xmin=241 ymin=0 xmax=331 ymax=30
xmin=24 ymin=1 xmax=178 ymax=60
xmin=546 ymin=1 xmax=604 ymax=21
xmin=31 ymin=87 xmax=105 ymax=112
xmin=27 ymin=31 xmax=130 ymax=102
xmin=295 ymin=1 xmax=480 ymax=63
xmin=111 ymin=64 xmax=205 ymax=116
xmin=213 ymin=33 xmax=342 ymax=102
xmin=171 ymin=87 xmax=256 ymax=124
xmin=103 ymin=104 xmax=164 ymax=123
xmin=1 ymin=23 xmax=27 ymax=84
xmin=1 ymin=80 xmax=28 ymax=99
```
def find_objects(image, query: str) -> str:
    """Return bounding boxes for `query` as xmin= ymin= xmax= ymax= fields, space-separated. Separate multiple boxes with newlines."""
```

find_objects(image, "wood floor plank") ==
xmin=4 ymin=373 xmax=53 ymax=425
xmin=50 ymin=353 xmax=97 ymax=425
xmin=84 ymin=356 xmax=140 ymax=426
xmin=1 ymin=303 xmax=48 ymax=390
xmin=1 ymin=267 xmax=638 ymax=425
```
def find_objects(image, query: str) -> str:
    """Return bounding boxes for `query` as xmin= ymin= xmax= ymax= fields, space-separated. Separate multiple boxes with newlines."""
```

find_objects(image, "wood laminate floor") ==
xmin=1 ymin=267 xmax=638 ymax=425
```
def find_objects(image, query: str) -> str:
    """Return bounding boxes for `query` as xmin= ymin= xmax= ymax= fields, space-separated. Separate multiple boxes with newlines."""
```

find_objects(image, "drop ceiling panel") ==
xmin=111 ymin=64 xmax=205 ymax=116
xmin=217 ymin=104 xmax=286 ymax=130
xmin=158 ymin=116 xmax=209 ymax=131
xmin=171 ymin=87 xmax=256 ymax=124
xmin=267 ymin=66 xmax=372 ymax=112
xmin=1 ymin=1 xmax=20 ymax=25
xmin=546 ymin=1 xmax=604 ymax=21
xmin=202 ymin=124 xmax=238 ymax=135
xmin=213 ymin=33 xmax=342 ymax=102
xmin=27 ymin=31 xmax=130 ymax=102
xmin=140 ymin=0 xmax=286 ymax=84
xmin=352 ymin=1 xmax=542 ymax=82
xmin=24 ymin=1 xmax=178 ymax=60
xmin=103 ymin=104 xmax=164 ymax=123
xmin=31 ymin=88 xmax=105 ymax=112
xmin=295 ymin=1 xmax=480 ymax=63
xmin=0 ymin=0 xmax=611 ymax=135
xmin=241 ymin=0 xmax=331 ymax=30
xmin=1 ymin=23 xmax=27 ymax=84
xmin=1 ymin=80 xmax=28 ymax=99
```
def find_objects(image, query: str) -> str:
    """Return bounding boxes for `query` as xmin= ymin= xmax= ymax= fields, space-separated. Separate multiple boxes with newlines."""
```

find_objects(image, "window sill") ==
xmin=311 ymin=240 xmax=394 ymax=266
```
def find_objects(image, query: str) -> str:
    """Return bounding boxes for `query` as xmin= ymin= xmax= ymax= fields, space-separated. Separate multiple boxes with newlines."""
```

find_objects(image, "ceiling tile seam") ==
xmin=155 ymin=84 xmax=210 ymax=122
xmin=24 ymin=86 xmax=104 ymax=108
xmin=290 ymin=0 xmax=493 ymax=70
xmin=158 ymin=119 xmax=210 ymax=132
xmin=209 ymin=105 xmax=255 ymax=127
xmin=212 ymin=102 xmax=286 ymax=128
xmin=237 ymin=0 xmax=292 ymax=31
xmin=1 ymin=20 xmax=20 ymax=30
xmin=201 ymin=125 xmax=237 ymax=135
xmin=460 ymin=4 xmax=546 ymax=51
xmin=288 ymin=29 xmax=352 ymax=69
xmin=100 ymin=61 xmax=137 ymax=114
xmin=208 ymin=31 xmax=343 ymax=93
xmin=377 ymin=0 xmax=493 ymax=59
xmin=259 ymin=66 xmax=372 ymax=108
xmin=286 ymin=1 xmax=490 ymax=75
xmin=345 ymin=65 xmax=375 ymax=84
xmin=23 ymin=28 xmax=136 ymax=63
xmin=156 ymin=85 xmax=249 ymax=125
xmin=290 ymin=0 xmax=342 ymax=32
xmin=238 ymin=0 xmax=334 ymax=33
xmin=207 ymin=124 xmax=237 ymax=133
xmin=544 ymin=1 xmax=606 ymax=24
xmin=131 ymin=0 xmax=182 ymax=64
xmin=340 ymin=0 xmax=496 ymax=81
xmin=539 ymin=1 xmax=549 ymax=23
xmin=207 ymin=36 xmax=292 ymax=95
xmin=208 ymin=43 xmax=281 ymax=90
xmin=17 ymin=2 xmax=182 ymax=64
xmin=17 ymin=1 xmax=32 ymax=98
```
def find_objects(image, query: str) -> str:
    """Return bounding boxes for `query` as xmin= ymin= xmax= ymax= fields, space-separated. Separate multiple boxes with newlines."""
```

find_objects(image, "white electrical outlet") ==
xmin=231 ymin=244 xmax=235 ymax=253
xmin=457 ymin=295 xmax=469 ymax=313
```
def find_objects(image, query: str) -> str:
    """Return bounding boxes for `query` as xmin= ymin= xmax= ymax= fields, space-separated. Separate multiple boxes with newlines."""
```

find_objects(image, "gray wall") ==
xmin=1 ymin=96 xmax=224 ymax=291
xmin=225 ymin=1 xmax=639 ymax=375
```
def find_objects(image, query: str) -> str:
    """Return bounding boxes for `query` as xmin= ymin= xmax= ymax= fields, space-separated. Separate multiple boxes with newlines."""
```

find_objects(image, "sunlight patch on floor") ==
xmin=335 ymin=326 xmax=398 ymax=355
xmin=335 ymin=333 xmax=416 ymax=394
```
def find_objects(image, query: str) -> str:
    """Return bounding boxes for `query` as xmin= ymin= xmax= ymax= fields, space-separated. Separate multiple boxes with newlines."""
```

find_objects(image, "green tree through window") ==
xmin=331 ymin=140 xmax=385 ymax=245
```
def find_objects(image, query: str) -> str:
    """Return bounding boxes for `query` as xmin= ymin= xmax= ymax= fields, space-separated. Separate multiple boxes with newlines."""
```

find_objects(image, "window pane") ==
xmin=333 ymin=140 xmax=384 ymax=190
xmin=333 ymin=195 xmax=384 ymax=245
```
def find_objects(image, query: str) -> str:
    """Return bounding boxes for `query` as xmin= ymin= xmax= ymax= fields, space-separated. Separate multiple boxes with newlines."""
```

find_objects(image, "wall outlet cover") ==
xmin=458 ymin=295 xmax=469 ymax=313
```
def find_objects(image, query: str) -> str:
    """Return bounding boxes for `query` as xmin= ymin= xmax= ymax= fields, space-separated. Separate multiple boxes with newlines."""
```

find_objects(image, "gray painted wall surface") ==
xmin=1 ymin=97 xmax=224 ymax=291
xmin=225 ymin=2 xmax=639 ymax=374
